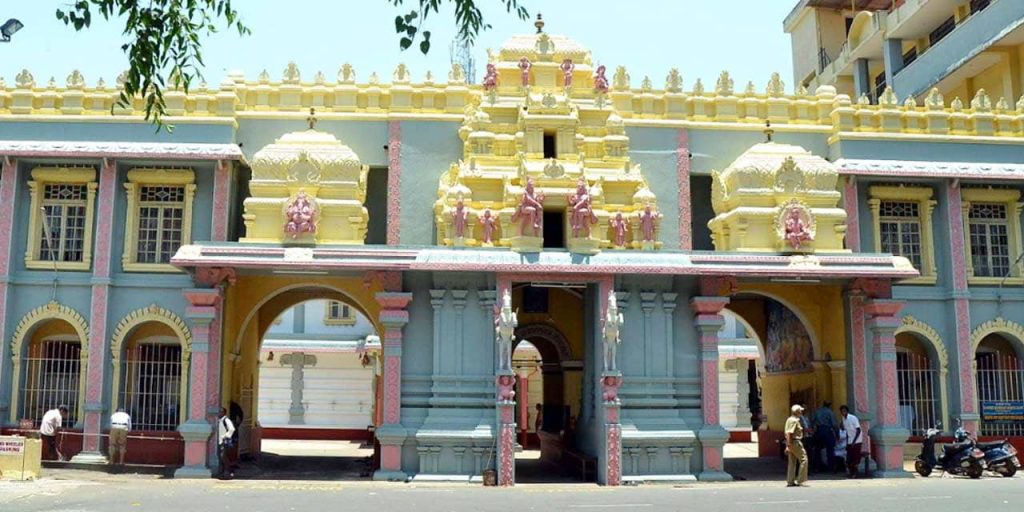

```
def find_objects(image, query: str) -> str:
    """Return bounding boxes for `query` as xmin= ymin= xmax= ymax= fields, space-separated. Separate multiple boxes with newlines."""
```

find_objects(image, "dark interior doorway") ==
xmin=543 ymin=211 xmax=565 ymax=248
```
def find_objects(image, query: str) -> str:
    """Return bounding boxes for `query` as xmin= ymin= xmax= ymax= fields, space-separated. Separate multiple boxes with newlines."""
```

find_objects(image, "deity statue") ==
xmin=512 ymin=177 xmax=545 ymax=237
xmin=602 ymin=291 xmax=624 ymax=372
xmin=482 ymin=63 xmax=499 ymax=91
xmin=518 ymin=57 xmax=531 ymax=87
xmin=638 ymin=204 xmax=661 ymax=243
xmin=495 ymin=288 xmax=518 ymax=372
xmin=479 ymin=208 xmax=499 ymax=245
xmin=784 ymin=206 xmax=814 ymax=250
xmin=567 ymin=177 xmax=598 ymax=238
xmin=602 ymin=374 xmax=623 ymax=403
xmin=451 ymin=196 xmax=469 ymax=240
xmin=593 ymin=65 xmax=609 ymax=93
xmin=610 ymin=212 xmax=629 ymax=248
xmin=560 ymin=58 xmax=575 ymax=88
xmin=496 ymin=374 xmax=516 ymax=402
xmin=284 ymin=190 xmax=317 ymax=238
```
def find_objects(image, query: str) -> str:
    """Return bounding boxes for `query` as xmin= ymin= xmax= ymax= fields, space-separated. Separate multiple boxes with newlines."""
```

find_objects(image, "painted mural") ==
xmin=764 ymin=300 xmax=814 ymax=374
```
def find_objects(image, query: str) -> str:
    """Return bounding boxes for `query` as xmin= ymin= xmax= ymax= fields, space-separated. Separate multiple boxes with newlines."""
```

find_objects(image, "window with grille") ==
xmin=325 ymin=301 xmax=355 ymax=325
xmin=39 ymin=184 xmax=88 ymax=263
xmin=896 ymin=350 xmax=940 ymax=437
xmin=19 ymin=339 xmax=82 ymax=427
xmin=119 ymin=342 xmax=183 ymax=431
xmin=976 ymin=351 xmax=1024 ymax=436
xmin=879 ymin=201 xmax=923 ymax=269
xmin=968 ymin=203 xmax=1011 ymax=278
xmin=135 ymin=186 xmax=186 ymax=264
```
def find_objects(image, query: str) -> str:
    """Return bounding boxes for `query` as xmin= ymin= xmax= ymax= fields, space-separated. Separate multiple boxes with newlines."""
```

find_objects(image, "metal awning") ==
xmin=837 ymin=158 xmax=1024 ymax=180
xmin=0 ymin=140 xmax=245 ymax=162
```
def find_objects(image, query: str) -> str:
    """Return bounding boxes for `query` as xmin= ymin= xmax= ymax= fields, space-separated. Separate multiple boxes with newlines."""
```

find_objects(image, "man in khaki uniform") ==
xmin=785 ymin=404 xmax=809 ymax=487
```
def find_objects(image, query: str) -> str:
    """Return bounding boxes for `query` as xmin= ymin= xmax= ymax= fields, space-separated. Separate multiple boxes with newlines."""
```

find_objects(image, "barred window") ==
xmin=968 ymin=203 xmax=1011 ymax=278
xmin=119 ymin=341 xmax=183 ymax=431
xmin=135 ymin=186 xmax=186 ymax=264
xmin=40 ymin=184 xmax=88 ymax=263
xmin=878 ymin=201 xmax=922 ymax=269
xmin=20 ymin=339 xmax=81 ymax=427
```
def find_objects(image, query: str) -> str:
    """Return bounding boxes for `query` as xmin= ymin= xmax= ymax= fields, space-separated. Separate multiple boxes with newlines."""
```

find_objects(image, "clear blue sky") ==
xmin=1 ymin=1 xmax=796 ymax=90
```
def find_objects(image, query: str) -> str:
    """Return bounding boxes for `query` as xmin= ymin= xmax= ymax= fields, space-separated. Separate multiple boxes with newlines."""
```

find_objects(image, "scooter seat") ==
xmin=976 ymin=441 xmax=1005 ymax=450
xmin=943 ymin=441 xmax=973 ymax=456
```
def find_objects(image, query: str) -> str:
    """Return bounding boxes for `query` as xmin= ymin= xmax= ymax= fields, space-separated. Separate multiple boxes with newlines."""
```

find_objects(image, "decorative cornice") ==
xmin=970 ymin=317 xmax=1024 ymax=353
xmin=838 ymin=159 xmax=1024 ymax=180
xmin=0 ymin=140 xmax=244 ymax=162
xmin=10 ymin=301 xmax=90 ymax=358
xmin=897 ymin=315 xmax=948 ymax=370
xmin=109 ymin=303 xmax=193 ymax=360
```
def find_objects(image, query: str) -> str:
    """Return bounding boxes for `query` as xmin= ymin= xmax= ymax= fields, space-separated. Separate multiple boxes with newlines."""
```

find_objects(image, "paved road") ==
xmin=2 ymin=472 xmax=1022 ymax=512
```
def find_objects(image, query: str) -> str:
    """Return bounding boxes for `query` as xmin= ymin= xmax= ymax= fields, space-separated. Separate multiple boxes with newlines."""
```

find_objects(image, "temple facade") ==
xmin=1 ymin=15 xmax=1024 ymax=485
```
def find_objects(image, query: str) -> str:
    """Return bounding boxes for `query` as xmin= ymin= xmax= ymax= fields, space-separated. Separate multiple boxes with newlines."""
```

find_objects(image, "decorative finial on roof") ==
xmin=307 ymin=107 xmax=317 ymax=130
xmin=534 ymin=13 xmax=544 ymax=34
xmin=764 ymin=120 xmax=774 ymax=143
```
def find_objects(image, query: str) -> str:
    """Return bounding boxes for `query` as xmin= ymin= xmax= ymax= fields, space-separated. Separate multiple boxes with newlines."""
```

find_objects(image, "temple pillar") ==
xmin=0 ymin=157 xmax=18 ymax=422
xmin=176 ymin=287 xmax=222 ymax=478
xmin=692 ymin=295 xmax=731 ymax=482
xmin=74 ymin=158 xmax=117 ymax=463
xmin=945 ymin=181 xmax=979 ymax=432
xmin=865 ymin=299 xmax=911 ymax=478
xmin=373 ymin=291 xmax=413 ymax=481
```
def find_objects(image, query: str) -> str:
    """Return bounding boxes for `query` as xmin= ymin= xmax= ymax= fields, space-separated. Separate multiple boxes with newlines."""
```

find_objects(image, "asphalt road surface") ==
xmin=2 ymin=473 xmax=1022 ymax=512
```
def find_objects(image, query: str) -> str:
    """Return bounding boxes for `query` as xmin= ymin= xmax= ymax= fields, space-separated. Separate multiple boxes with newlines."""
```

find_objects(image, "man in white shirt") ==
xmin=39 ymin=405 xmax=68 ymax=461
xmin=217 ymin=408 xmax=236 ymax=479
xmin=109 ymin=408 xmax=132 ymax=466
xmin=840 ymin=405 xmax=863 ymax=478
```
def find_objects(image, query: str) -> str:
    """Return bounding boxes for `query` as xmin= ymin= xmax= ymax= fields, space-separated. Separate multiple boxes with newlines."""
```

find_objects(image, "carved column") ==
xmin=373 ymin=291 xmax=412 ymax=481
xmin=691 ymin=295 xmax=732 ymax=482
xmin=451 ymin=289 xmax=468 ymax=375
xmin=0 ymin=157 xmax=18 ymax=421
xmin=844 ymin=283 xmax=873 ymax=465
xmin=494 ymin=279 xmax=516 ymax=486
xmin=75 ymin=158 xmax=117 ymax=462
xmin=677 ymin=128 xmax=692 ymax=250
xmin=864 ymin=299 xmax=911 ymax=477
xmin=598 ymin=277 xmax=622 ymax=486
xmin=945 ymin=181 xmax=978 ymax=432
xmin=175 ymin=287 xmax=222 ymax=478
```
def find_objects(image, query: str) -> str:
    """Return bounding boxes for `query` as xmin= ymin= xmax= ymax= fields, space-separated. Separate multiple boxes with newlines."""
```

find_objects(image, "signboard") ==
xmin=981 ymin=401 xmax=1024 ymax=423
xmin=0 ymin=437 xmax=25 ymax=454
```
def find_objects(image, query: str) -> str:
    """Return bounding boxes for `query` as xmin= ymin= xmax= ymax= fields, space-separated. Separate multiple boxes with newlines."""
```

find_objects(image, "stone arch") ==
xmin=8 ymin=301 xmax=90 ymax=423
xmin=108 ymin=304 xmax=193 ymax=421
xmin=896 ymin=315 xmax=950 ymax=429
xmin=970 ymin=317 xmax=1024 ymax=355
xmin=730 ymin=290 xmax=822 ymax=361
xmin=847 ymin=11 xmax=875 ymax=49
xmin=721 ymin=308 xmax=766 ymax=361
xmin=514 ymin=323 xmax=574 ymax=364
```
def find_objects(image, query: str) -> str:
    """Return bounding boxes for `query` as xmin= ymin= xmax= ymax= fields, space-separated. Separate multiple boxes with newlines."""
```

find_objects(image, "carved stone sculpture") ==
xmin=495 ymin=288 xmax=518 ymax=372
xmin=783 ymin=205 xmax=814 ymax=250
xmin=482 ymin=63 xmax=499 ymax=91
xmin=593 ymin=65 xmax=609 ymax=93
xmin=479 ymin=208 xmax=498 ymax=245
xmin=602 ymin=374 xmax=623 ymax=403
xmin=638 ymin=204 xmax=661 ymax=243
xmin=518 ymin=57 xmax=531 ymax=87
xmin=496 ymin=374 xmax=516 ymax=402
xmin=567 ymin=177 xmax=598 ymax=238
xmin=560 ymin=58 xmax=575 ymax=88
xmin=284 ymin=190 xmax=317 ymax=239
xmin=451 ymin=196 xmax=469 ymax=240
xmin=602 ymin=291 xmax=624 ymax=372
xmin=610 ymin=212 xmax=628 ymax=248
xmin=512 ymin=177 xmax=544 ymax=237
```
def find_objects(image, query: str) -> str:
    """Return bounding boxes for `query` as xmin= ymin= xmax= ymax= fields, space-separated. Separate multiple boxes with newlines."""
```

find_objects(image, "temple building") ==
xmin=1 ymin=8 xmax=1024 ymax=485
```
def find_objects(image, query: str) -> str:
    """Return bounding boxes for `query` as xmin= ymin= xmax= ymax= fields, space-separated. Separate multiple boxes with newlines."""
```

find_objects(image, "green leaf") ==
xmin=394 ymin=16 xmax=404 ymax=32
xmin=400 ymin=37 xmax=412 ymax=50
xmin=419 ymin=39 xmax=430 ymax=54
xmin=56 ymin=9 xmax=64 ymax=20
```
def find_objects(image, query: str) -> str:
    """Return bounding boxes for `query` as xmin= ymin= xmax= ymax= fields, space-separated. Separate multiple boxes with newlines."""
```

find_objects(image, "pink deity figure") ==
xmin=496 ymin=374 xmax=516 ymax=402
xmin=610 ymin=212 xmax=629 ymax=248
xmin=482 ymin=63 xmax=499 ymax=91
xmin=518 ymin=57 xmax=531 ymax=87
xmin=451 ymin=197 xmax=469 ymax=239
xmin=479 ymin=208 xmax=498 ymax=244
xmin=284 ymin=190 xmax=316 ymax=238
xmin=601 ymin=375 xmax=623 ymax=403
xmin=511 ymin=178 xmax=545 ymax=237
xmin=560 ymin=58 xmax=575 ymax=87
xmin=567 ymin=178 xmax=598 ymax=238
xmin=638 ymin=204 xmax=661 ymax=242
xmin=593 ymin=65 xmax=609 ymax=93
xmin=784 ymin=207 xmax=814 ymax=250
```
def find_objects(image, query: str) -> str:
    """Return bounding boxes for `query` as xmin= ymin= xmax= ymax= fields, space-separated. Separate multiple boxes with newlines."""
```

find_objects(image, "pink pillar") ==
xmin=677 ymin=128 xmax=692 ymax=251
xmin=0 ymin=158 xmax=17 ymax=421
xmin=691 ymin=294 xmax=732 ymax=481
xmin=843 ymin=176 xmax=861 ymax=252
xmin=75 ymin=158 xmax=117 ymax=461
xmin=846 ymin=291 xmax=873 ymax=455
xmin=946 ymin=182 xmax=979 ymax=432
xmin=210 ymin=160 xmax=231 ymax=242
xmin=864 ymin=299 xmax=911 ymax=477
xmin=386 ymin=121 xmax=402 ymax=246
xmin=175 ymin=288 xmax=223 ymax=478
xmin=373 ymin=291 xmax=412 ymax=481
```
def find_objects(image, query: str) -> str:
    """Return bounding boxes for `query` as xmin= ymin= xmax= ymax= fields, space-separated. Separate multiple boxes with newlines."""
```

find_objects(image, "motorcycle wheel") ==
xmin=997 ymin=464 xmax=1017 ymax=478
xmin=915 ymin=460 xmax=932 ymax=477
xmin=967 ymin=461 xmax=983 ymax=479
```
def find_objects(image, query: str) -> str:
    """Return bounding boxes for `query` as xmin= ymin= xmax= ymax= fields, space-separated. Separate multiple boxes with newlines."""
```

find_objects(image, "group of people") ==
xmin=784 ymin=401 xmax=864 ymax=487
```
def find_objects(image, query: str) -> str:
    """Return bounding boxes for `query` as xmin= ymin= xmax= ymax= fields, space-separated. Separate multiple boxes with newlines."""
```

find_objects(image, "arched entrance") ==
xmin=894 ymin=316 xmax=948 ymax=436
xmin=972 ymin=319 xmax=1024 ymax=437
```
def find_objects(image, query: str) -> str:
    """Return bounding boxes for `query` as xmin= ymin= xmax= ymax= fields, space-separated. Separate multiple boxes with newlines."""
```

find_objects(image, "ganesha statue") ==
xmin=284 ymin=190 xmax=317 ymax=240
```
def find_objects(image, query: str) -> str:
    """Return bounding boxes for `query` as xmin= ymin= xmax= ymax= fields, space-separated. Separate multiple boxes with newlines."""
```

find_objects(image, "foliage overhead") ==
xmin=56 ymin=0 xmax=250 ymax=131
xmin=391 ymin=0 xmax=529 ymax=54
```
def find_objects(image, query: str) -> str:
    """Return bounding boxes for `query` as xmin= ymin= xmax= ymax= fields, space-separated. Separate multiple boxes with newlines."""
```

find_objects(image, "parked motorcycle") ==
xmin=970 ymin=435 xmax=1021 ymax=478
xmin=915 ymin=426 xmax=986 ymax=479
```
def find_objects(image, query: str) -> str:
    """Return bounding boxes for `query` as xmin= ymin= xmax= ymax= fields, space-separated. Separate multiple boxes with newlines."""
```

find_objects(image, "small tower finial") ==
xmin=307 ymin=107 xmax=317 ymax=130
xmin=534 ymin=13 xmax=544 ymax=34
xmin=764 ymin=119 xmax=774 ymax=143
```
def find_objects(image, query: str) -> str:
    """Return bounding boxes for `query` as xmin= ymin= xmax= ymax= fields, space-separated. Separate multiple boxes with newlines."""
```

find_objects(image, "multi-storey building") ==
xmin=1 ymin=14 xmax=1022 ymax=484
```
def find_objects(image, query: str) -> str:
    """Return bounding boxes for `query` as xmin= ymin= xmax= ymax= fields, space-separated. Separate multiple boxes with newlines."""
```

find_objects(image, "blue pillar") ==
xmin=854 ymin=59 xmax=871 ymax=100
xmin=883 ymin=38 xmax=903 ymax=95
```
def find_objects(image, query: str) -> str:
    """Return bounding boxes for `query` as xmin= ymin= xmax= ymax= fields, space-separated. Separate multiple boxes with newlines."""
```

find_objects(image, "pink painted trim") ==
xmin=383 ymin=356 xmax=401 ymax=424
xmin=850 ymin=295 xmax=868 ymax=415
xmin=387 ymin=121 xmax=402 ymax=245
xmin=946 ymin=183 xmax=968 ymax=292
xmin=211 ymin=160 xmax=230 ymax=241
xmin=93 ymin=159 xmax=117 ymax=278
xmin=83 ymin=283 xmax=109 ymax=451
xmin=0 ymin=158 xmax=17 ymax=275
xmin=955 ymin=298 xmax=975 ymax=413
xmin=0 ymin=141 xmax=243 ymax=161
xmin=843 ymin=178 xmax=861 ymax=252
xmin=677 ymin=128 xmax=692 ymax=251
xmin=381 ymin=445 xmax=401 ymax=471
xmin=606 ymin=422 xmax=622 ymax=486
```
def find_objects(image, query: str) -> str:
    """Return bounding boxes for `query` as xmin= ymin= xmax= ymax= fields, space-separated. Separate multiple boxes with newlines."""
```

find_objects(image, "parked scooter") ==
xmin=915 ymin=425 xmax=986 ymax=479
xmin=966 ymin=431 xmax=1021 ymax=478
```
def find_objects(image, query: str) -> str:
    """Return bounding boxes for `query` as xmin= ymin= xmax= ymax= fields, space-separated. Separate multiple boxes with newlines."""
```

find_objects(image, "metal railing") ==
xmin=118 ymin=344 xmax=183 ymax=431
xmin=19 ymin=340 xmax=82 ymax=427
xmin=896 ymin=351 xmax=940 ymax=437
xmin=977 ymin=352 xmax=1024 ymax=437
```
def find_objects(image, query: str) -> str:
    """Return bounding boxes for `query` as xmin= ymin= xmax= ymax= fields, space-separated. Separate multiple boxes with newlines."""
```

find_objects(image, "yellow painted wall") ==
xmin=513 ymin=287 xmax=584 ymax=422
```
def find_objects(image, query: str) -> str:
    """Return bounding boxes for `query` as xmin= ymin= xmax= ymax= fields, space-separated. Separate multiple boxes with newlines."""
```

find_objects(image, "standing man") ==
xmin=534 ymin=403 xmax=544 ymax=434
xmin=217 ymin=408 xmax=236 ymax=479
xmin=811 ymin=400 xmax=838 ymax=471
xmin=39 ymin=405 xmax=68 ymax=461
xmin=840 ymin=405 xmax=863 ymax=478
xmin=108 ymin=408 xmax=132 ymax=466
xmin=784 ymin=404 xmax=809 ymax=487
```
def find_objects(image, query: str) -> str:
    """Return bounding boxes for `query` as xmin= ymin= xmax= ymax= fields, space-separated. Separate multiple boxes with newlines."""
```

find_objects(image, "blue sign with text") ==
xmin=981 ymin=401 xmax=1024 ymax=423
